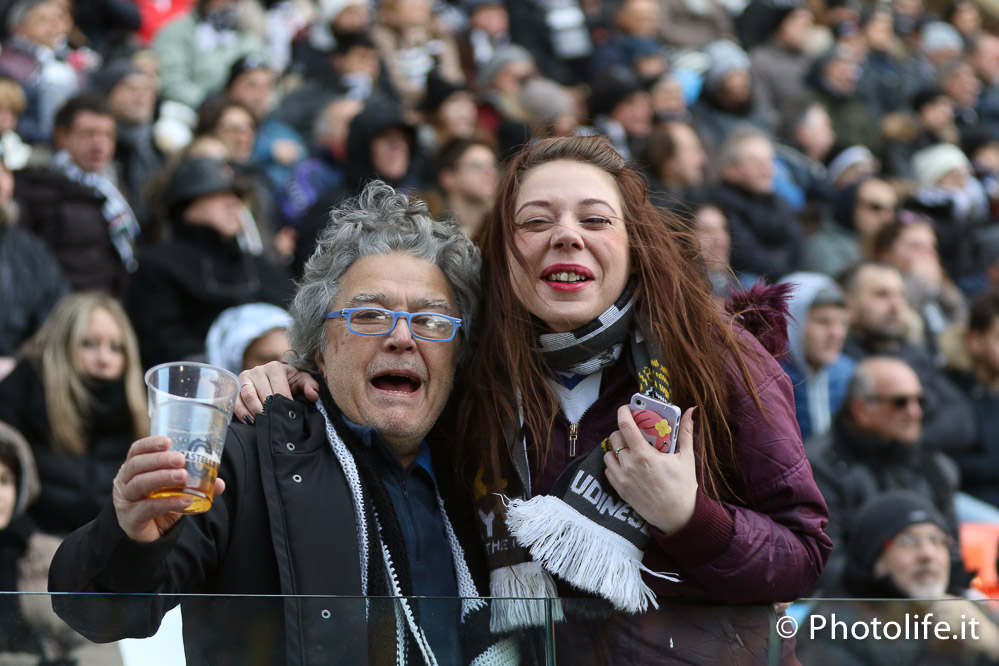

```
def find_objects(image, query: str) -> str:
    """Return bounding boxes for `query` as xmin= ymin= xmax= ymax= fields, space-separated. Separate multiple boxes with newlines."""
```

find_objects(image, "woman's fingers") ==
xmin=675 ymin=407 xmax=697 ymax=458
xmin=234 ymin=361 xmax=295 ymax=422
xmin=288 ymin=367 xmax=321 ymax=402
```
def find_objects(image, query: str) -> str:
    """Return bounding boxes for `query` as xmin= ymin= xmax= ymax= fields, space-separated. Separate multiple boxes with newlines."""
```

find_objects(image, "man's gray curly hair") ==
xmin=287 ymin=180 xmax=481 ymax=373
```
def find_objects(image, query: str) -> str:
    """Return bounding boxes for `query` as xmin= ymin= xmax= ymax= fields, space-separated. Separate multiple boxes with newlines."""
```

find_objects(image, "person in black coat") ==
xmin=49 ymin=181 xmax=506 ymax=664
xmin=0 ymin=292 xmax=148 ymax=535
xmin=293 ymin=99 xmax=423 ymax=276
xmin=707 ymin=127 xmax=805 ymax=281
xmin=0 ymin=421 xmax=42 ymax=659
xmin=127 ymin=157 xmax=294 ymax=368
xmin=947 ymin=290 xmax=999 ymax=509
xmin=805 ymin=356 xmax=963 ymax=596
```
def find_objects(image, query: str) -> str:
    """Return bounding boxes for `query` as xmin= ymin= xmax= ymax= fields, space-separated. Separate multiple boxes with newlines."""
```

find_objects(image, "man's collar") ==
xmin=338 ymin=412 xmax=434 ymax=477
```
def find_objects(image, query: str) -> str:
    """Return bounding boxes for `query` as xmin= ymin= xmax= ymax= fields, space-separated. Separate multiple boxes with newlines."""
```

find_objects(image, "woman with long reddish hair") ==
xmin=238 ymin=135 xmax=831 ymax=663
xmin=446 ymin=135 xmax=830 ymax=661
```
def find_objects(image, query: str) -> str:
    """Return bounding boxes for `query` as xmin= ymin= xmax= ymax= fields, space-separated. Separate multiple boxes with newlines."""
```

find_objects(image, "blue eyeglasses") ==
xmin=323 ymin=307 xmax=463 ymax=342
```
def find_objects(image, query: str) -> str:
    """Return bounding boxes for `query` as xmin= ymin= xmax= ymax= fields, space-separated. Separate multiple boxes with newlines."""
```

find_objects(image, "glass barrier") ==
xmin=3 ymin=594 xmax=997 ymax=664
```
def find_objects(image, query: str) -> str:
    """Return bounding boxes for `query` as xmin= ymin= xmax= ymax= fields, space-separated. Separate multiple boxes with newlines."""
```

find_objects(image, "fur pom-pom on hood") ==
xmin=725 ymin=280 xmax=793 ymax=359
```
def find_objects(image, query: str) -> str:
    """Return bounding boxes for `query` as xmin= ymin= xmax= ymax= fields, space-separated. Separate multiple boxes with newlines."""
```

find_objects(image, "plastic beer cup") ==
xmin=144 ymin=362 xmax=240 ymax=514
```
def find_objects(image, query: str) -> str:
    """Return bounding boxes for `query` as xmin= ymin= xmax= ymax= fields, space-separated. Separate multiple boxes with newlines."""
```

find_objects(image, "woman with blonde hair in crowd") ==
xmin=0 ymin=292 xmax=148 ymax=535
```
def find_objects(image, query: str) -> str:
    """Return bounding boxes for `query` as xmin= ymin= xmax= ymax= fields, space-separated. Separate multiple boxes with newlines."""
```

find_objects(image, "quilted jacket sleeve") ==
xmin=648 ymin=333 xmax=833 ymax=603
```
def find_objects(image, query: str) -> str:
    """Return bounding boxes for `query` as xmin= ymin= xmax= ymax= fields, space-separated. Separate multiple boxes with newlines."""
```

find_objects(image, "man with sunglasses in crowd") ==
xmin=804 ymin=355 xmax=962 ymax=596
xmin=48 ymin=181 xmax=511 ymax=663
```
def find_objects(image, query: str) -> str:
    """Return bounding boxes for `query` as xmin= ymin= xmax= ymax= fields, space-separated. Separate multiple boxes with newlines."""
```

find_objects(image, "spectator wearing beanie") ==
xmin=204 ymin=302 xmax=291 ymax=375
xmin=795 ymin=490 xmax=999 ymax=665
xmin=91 ymin=59 xmax=164 ymax=229
xmin=691 ymin=39 xmax=768 ymax=156
xmin=517 ymin=76 xmax=577 ymax=138
xmin=803 ymin=44 xmax=881 ymax=154
xmin=843 ymin=491 xmax=959 ymax=598
xmin=908 ymin=142 xmax=989 ymax=282
xmin=825 ymin=143 xmax=878 ymax=191
xmin=475 ymin=44 xmax=535 ymax=158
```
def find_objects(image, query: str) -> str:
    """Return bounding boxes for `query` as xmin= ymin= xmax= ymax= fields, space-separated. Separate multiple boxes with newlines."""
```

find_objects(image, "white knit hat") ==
xmin=205 ymin=303 xmax=291 ymax=375
xmin=912 ymin=143 xmax=971 ymax=188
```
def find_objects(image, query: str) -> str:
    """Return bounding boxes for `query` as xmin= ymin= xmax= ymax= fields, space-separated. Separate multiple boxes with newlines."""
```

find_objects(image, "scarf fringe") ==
xmin=488 ymin=561 xmax=565 ymax=632
xmin=469 ymin=636 xmax=521 ymax=666
xmin=505 ymin=496 xmax=680 ymax=614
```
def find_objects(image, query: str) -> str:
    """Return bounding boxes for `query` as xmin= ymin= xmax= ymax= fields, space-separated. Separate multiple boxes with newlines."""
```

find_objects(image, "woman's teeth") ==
xmin=547 ymin=272 xmax=587 ymax=283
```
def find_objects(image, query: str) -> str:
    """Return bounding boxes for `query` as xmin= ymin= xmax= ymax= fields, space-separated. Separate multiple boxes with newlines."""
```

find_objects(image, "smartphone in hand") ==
xmin=630 ymin=393 xmax=682 ymax=453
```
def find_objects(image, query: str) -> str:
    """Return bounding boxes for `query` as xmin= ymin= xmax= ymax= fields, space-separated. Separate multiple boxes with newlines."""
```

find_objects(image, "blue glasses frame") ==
xmin=323 ymin=307 xmax=463 ymax=342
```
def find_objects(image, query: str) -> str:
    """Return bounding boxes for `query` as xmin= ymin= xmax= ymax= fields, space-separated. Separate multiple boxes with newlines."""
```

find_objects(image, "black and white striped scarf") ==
xmin=55 ymin=150 xmax=140 ymax=272
xmin=537 ymin=287 xmax=634 ymax=376
xmin=479 ymin=289 xmax=680 ymax=631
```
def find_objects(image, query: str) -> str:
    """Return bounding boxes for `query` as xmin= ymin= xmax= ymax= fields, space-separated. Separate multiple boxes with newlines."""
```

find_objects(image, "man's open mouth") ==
xmin=371 ymin=372 xmax=423 ymax=393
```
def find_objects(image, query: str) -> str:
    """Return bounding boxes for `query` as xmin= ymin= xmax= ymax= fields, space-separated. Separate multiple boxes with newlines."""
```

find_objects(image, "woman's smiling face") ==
xmin=508 ymin=160 xmax=631 ymax=332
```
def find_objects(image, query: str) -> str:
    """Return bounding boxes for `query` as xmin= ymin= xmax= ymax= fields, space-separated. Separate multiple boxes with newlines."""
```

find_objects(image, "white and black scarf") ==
xmin=55 ymin=150 xmax=140 ymax=272
xmin=477 ymin=288 xmax=681 ymax=632
xmin=316 ymin=394 xmax=518 ymax=665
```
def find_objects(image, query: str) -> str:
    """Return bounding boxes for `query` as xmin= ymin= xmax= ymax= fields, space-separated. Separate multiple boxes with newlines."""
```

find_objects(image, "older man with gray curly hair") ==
xmin=49 ymin=181 xmax=515 ymax=664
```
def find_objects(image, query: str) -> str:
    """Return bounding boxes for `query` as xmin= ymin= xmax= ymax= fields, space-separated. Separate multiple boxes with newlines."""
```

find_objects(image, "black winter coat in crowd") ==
xmin=805 ymin=418 xmax=961 ymax=596
xmin=294 ymin=101 xmax=425 ymax=272
xmin=0 ymin=360 xmax=135 ymax=535
xmin=127 ymin=221 xmax=294 ymax=368
xmin=0 ymin=223 xmax=68 ymax=356
xmin=708 ymin=180 xmax=805 ymax=281
xmin=947 ymin=369 xmax=999 ymax=509
xmin=14 ymin=166 xmax=131 ymax=299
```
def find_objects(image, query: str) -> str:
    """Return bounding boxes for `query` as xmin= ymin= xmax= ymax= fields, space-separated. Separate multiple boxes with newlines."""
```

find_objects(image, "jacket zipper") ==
xmin=565 ymin=394 xmax=599 ymax=459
